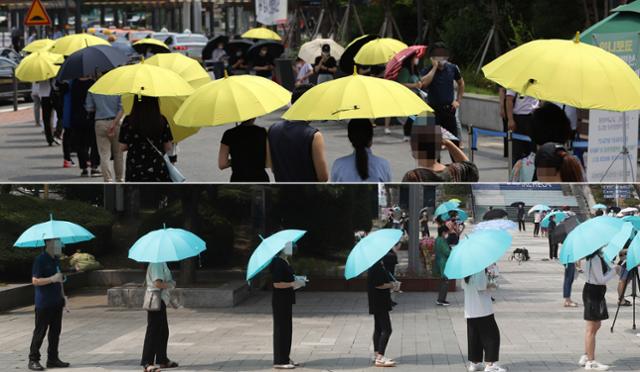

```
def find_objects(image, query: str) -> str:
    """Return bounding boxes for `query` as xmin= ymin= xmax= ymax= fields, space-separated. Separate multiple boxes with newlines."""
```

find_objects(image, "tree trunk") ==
xmin=582 ymin=0 xmax=592 ymax=27
xmin=489 ymin=0 xmax=502 ymax=56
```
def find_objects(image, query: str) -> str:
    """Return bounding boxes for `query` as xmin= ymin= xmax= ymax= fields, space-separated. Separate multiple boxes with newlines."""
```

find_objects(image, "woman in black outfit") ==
xmin=119 ymin=96 xmax=173 ymax=182
xmin=368 ymin=260 xmax=396 ymax=367
xmin=218 ymin=118 xmax=270 ymax=182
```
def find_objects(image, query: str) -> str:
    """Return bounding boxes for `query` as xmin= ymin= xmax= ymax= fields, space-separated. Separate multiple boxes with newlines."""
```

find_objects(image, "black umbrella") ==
xmin=247 ymin=40 xmax=284 ymax=61
xmin=609 ymin=206 xmax=621 ymax=214
xmin=482 ymin=208 xmax=509 ymax=221
xmin=111 ymin=39 xmax=136 ymax=58
xmin=58 ymin=45 xmax=127 ymax=81
xmin=510 ymin=201 xmax=525 ymax=207
xmin=202 ymin=35 xmax=229 ymax=61
xmin=552 ymin=215 xmax=579 ymax=244
xmin=339 ymin=34 xmax=378 ymax=74
xmin=225 ymin=39 xmax=253 ymax=58
xmin=132 ymin=40 xmax=170 ymax=56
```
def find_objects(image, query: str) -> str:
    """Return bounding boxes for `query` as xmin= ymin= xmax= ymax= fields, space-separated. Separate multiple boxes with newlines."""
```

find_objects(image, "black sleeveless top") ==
xmin=268 ymin=121 xmax=318 ymax=182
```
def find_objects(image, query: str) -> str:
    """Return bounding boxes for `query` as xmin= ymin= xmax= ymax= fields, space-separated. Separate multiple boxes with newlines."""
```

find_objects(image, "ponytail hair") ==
xmin=558 ymin=149 xmax=585 ymax=182
xmin=535 ymin=143 xmax=585 ymax=182
xmin=347 ymin=119 xmax=373 ymax=180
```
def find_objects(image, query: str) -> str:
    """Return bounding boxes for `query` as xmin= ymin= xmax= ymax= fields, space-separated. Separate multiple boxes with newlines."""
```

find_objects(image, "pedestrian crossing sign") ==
xmin=24 ymin=0 xmax=52 ymax=26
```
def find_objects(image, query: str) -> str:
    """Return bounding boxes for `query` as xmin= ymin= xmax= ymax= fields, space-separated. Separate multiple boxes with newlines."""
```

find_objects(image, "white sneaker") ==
xmin=375 ymin=356 xmax=396 ymax=367
xmin=468 ymin=362 xmax=484 ymax=371
xmin=584 ymin=361 xmax=609 ymax=370
xmin=403 ymin=136 xmax=410 ymax=142
xmin=273 ymin=364 xmax=295 ymax=369
xmin=578 ymin=355 xmax=588 ymax=366
xmin=484 ymin=364 xmax=507 ymax=372
xmin=384 ymin=128 xmax=391 ymax=135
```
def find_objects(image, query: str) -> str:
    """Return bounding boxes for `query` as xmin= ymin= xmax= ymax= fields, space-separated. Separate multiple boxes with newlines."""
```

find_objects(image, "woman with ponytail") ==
xmin=331 ymin=119 xmax=392 ymax=182
xmin=535 ymin=143 xmax=585 ymax=182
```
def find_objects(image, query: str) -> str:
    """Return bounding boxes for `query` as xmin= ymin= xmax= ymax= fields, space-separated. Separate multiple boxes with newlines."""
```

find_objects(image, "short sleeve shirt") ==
xmin=253 ymin=55 xmax=275 ymax=77
xmin=506 ymin=90 xmax=539 ymax=115
xmin=32 ymin=253 xmax=64 ymax=309
xmin=270 ymin=256 xmax=295 ymax=305
xmin=331 ymin=149 xmax=392 ymax=182
xmin=425 ymin=63 xmax=462 ymax=106
xmin=397 ymin=67 xmax=420 ymax=93
xmin=146 ymin=262 xmax=173 ymax=305
xmin=367 ymin=262 xmax=392 ymax=314
xmin=314 ymin=56 xmax=337 ymax=74
xmin=220 ymin=124 xmax=269 ymax=182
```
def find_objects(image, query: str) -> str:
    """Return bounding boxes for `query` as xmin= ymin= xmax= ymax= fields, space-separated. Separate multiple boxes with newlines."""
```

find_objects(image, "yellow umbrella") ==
xmin=121 ymin=53 xmax=210 ymax=142
xmin=132 ymin=38 xmax=171 ymax=54
xmin=353 ymin=38 xmax=408 ymax=65
xmin=298 ymin=38 xmax=345 ymax=63
xmin=15 ymin=51 xmax=63 ymax=82
xmin=241 ymin=27 xmax=282 ymax=41
xmin=23 ymin=39 xmax=55 ymax=53
xmin=482 ymin=33 xmax=640 ymax=112
xmin=282 ymin=71 xmax=432 ymax=121
xmin=50 ymin=33 xmax=110 ymax=56
xmin=174 ymin=73 xmax=291 ymax=127
xmin=89 ymin=61 xmax=194 ymax=97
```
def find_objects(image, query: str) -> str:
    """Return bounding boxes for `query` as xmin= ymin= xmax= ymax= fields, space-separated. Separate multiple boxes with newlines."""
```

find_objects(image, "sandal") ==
xmin=144 ymin=365 xmax=161 ymax=372
xmin=564 ymin=301 xmax=578 ymax=307
xmin=159 ymin=361 xmax=178 ymax=369
xmin=619 ymin=299 xmax=632 ymax=307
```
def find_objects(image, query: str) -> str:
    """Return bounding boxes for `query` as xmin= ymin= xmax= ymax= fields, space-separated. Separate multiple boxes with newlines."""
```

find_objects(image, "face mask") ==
xmin=50 ymin=240 xmax=63 ymax=256
xmin=236 ymin=51 xmax=242 ymax=57
xmin=260 ymin=50 xmax=267 ymax=56
xmin=282 ymin=242 xmax=293 ymax=256
xmin=413 ymin=58 xmax=420 ymax=66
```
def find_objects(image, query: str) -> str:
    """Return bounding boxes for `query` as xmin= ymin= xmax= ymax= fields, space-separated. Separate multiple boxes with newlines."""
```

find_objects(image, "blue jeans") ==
xmin=563 ymin=263 xmax=576 ymax=299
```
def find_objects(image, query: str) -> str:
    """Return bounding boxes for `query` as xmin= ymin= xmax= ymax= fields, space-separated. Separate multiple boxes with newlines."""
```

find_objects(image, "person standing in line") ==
xmin=141 ymin=262 xmax=179 ymax=372
xmin=28 ymin=239 xmax=70 ymax=371
xmin=533 ymin=212 xmax=541 ymax=237
xmin=578 ymin=250 xmax=620 ymax=371
xmin=218 ymin=118 xmax=270 ymax=182
xmin=31 ymin=82 xmax=41 ymax=128
xmin=368 ymin=260 xmax=397 ymax=367
xmin=464 ymin=269 xmax=506 ymax=372
xmin=517 ymin=205 xmax=526 ymax=232
xmin=69 ymin=77 xmax=101 ymax=177
xmin=313 ymin=44 xmax=337 ymax=84
xmin=547 ymin=215 xmax=558 ymax=260
xmin=435 ymin=225 xmax=452 ymax=306
xmin=252 ymin=46 xmax=275 ymax=79
xmin=85 ymin=91 xmax=124 ymax=182
xmin=39 ymin=79 xmax=59 ymax=147
xmin=506 ymin=91 xmax=539 ymax=166
xmin=564 ymin=261 xmax=579 ymax=308
xmin=498 ymin=87 xmax=508 ymax=158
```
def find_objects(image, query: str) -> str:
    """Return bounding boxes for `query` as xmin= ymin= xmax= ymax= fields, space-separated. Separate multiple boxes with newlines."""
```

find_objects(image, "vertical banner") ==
xmin=255 ymin=0 xmax=288 ymax=26
xmin=587 ymin=32 xmax=640 ymax=181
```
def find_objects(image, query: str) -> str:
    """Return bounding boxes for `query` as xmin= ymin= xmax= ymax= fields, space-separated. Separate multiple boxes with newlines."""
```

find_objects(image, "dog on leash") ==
xmin=510 ymin=248 xmax=530 ymax=264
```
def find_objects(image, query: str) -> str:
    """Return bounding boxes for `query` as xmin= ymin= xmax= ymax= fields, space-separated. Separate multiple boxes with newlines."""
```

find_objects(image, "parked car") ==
xmin=0 ymin=57 xmax=31 ymax=100
xmin=164 ymin=31 xmax=207 ymax=60
xmin=0 ymin=48 xmax=21 ymax=63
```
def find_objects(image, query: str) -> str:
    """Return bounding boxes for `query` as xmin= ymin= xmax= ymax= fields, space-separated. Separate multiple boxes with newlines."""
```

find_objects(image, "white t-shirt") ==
xmin=296 ymin=62 xmax=313 ymax=84
xmin=31 ymin=82 xmax=39 ymax=96
xmin=462 ymin=271 xmax=494 ymax=319
xmin=533 ymin=212 xmax=541 ymax=223
xmin=506 ymin=90 xmax=538 ymax=115
xmin=584 ymin=255 xmax=616 ymax=285
xmin=38 ymin=80 xmax=51 ymax=98
xmin=146 ymin=262 xmax=174 ymax=305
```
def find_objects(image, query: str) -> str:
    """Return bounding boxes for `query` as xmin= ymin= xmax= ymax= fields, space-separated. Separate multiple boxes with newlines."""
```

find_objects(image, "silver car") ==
xmin=164 ymin=32 xmax=208 ymax=60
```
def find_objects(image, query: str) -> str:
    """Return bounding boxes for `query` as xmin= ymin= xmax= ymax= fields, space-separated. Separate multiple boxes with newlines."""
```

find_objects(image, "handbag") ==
xmin=146 ymin=138 xmax=186 ymax=183
xmin=142 ymin=278 xmax=163 ymax=311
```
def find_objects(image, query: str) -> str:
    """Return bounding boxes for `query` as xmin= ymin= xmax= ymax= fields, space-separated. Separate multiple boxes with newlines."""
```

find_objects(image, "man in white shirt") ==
xmin=506 ymin=90 xmax=539 ymax=165
xmin=38 ymin=80 xmax=58 ymax=146
xmin=31 ymin=83 xmax=41 ymax=128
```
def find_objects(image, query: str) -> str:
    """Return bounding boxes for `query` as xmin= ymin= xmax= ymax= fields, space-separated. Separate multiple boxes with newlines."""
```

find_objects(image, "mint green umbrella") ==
xmin=582 ymin=1 xmax=640 ymax=44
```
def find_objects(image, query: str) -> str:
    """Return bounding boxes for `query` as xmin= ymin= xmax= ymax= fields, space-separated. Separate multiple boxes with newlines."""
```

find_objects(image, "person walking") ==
xmin=464 ymin=269 xmax=506 ymax=372
xmin=271 ymin=244 xmax=305 ymax=369
xmin=434 ymin=225 xmax=452 ymax=306
xmin=533 ymin=212 xmax=541 ymax=237
xmin=28 ymin=238 xmax=70 ymax=371
xmin=268 ymin=84 xmax=329 ymax=182
xmin=506 ymin=91 xmax=539 ymax=166
xmin=564 ymin=262 xmax=579 ymax=308
xmin=547 ymin=215 xmax=558 ymax=260
xmin=368 ymin=260 xmax=397 ymax=367
xmin=141 ymin=262 xmax=179 ymax=372
xmin=119 ymin=96 xmax=173 ymax=182
xmin=85 ymin=91 xmax=124 ymax=182
xmin=517 ymin=205 xmax=526 ymax=232
xmin=31 ymin=82 xmax=41 ymax=128
xmin=313 ymin=44 xmax=337 ymax=84
xmin=38 ymin=79 xmax=59 ymax=147
xmin=69 ymin=77 xmax=101 ymax=177
xmin=579 ymin=250 xmax=620 ymax=371
xmin=331 ymin=119 xmax=392 ymax=182
xmin=218 ymin=118 xmax=270 ymax=182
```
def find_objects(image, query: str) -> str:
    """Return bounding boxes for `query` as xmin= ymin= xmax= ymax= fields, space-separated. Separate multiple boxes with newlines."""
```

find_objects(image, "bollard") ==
xmin=468 ymin=124 xmax=474 ymax=162
xmin=12 ymin=67 xmax=17 ymax=112
xmin=507 ymin=130 xmax=513 ymax=180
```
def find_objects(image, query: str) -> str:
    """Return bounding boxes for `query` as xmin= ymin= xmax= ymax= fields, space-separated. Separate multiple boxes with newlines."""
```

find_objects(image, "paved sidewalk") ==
xmin=2 ymin=227 xmax=640 ymax=371
xmin=0 ymin=106 xmax=509 ymax=182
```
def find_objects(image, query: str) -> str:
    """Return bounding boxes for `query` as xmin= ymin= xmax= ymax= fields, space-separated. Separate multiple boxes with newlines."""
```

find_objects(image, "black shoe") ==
xmin=90 ymin=168 xmax=102 ymax=177
xmin=46 ymin=358 xmax=70 ymax=368
xmin=28 ymin=361 xmax=45 ymax=371
xmin=80 ymin=169 xmax=89 ymax=177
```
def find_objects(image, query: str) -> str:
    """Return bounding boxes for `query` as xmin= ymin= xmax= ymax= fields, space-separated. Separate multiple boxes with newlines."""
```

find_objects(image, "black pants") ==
xmin=403 ymin=116 xmax=414 ymax=137
xmin=273 ymin=300 xmax=293 ymax=365
xmin=62 ymin=128 xmax=73 ymax=161
xmin=141 ymin=301 xmax=170 ymax=366
xmin=29 ymin=305 xmax=63 ymax=362
xmin=73 ymin=125 xmax=100 ymax=170
xmin=437 ymin=278 xmax=451 ymax=303
xmin=533 ymin=223 xmax=540 ymax=237
xmin=502 ymin=117 xmax=509 ymax=158
xmin=511 ymin=114 xmax=535 ymax=166
xmin=467 ymin=314 xmax=500 ymax=363
xmin=373 ymin=311 xmax=392 ymax=355
xmin=41 ymin=97 xmax=54 ymax=145
xmin=549 ymin=239 xmax=558 ymax=259
xmin=518 ymin=220 xmax=525 ymax=231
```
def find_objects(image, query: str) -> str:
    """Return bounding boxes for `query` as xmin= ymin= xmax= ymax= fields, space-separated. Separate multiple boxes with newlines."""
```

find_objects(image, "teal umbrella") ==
xmin=128 ymin=224 xmax=206 ymax=263
xmin=434 ymin=201 xmax=459 ymax=219
xmin=603 ymin=222 xmax=635 ymax=262
xmin=451 ymin=208 xmax=469 ymax=222
xmin=345 ymin=229 xmax=403 ymax=280
xmin=246 ymin=229 xmax=307 ymax=281
xmin=540 ymin=211 xmax=567 ymax=228
xmin=14 ymin=213 xmax=95 ymax=248
xmin=592 ymin=203 xmax=608 ymax=210
xmin=623 ymin=215 xmax=640 ymax=229
xmin=582 ymin=1 xmax=640 ymax=44
xmin=626 ymin=231 xmax=640 ymax=270
xmin=443 ymin=229 xmax=512 ymax=279
xmin=528 ymin=204 xmax=550 ymax=215
xmin=559 ymin=216 xmax=625 ymax=264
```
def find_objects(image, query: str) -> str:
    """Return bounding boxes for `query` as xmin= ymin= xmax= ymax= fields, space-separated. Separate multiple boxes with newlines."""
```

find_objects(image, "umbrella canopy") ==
xmin=23 ymin=38 xmax=54 ymax=53
xmin=132 ymin=38 xmax=171 ymax=55
xmin=592 ymin=203 xmax=608 ymax=210
xmin=626 ymin=230 xmax=640 ymax=270
xmin=450 ymin=209 xmax=469 ymax=223
xmin=444 ymin=229 xmax=513 ymax=279
xmin=15 ymin=51 xmax=63 ymax=82
xmin=384 ymin=45 xmax=427 ymax=80
xmin=482 ymin=209 xmax=508 ymax=221
xmin=110 ymin=39 xmax=136 ymax=57
xmin=623 ymin=215 xmax=640 ymax=229
xmin=282 ymin=72 xmax=432 ymax=121
xmin=225 ymin=39 xmax=253 ymax=57
xmin=89 ymin=62 xmax=194 ymax=97
xmin=510 ymin=201 xmax=525 ymax=207
xmin=354 ymin=38 xmax=408 ymax=65
xmin=344 ymin=229 xmax=403 ymax=280
xmin=58 ymin=45 xmax=127 ymax=81
xmin=128 ymin=225 xmax=206 ymax=263
xmin=246 ymin=229 xmax=307 ymax=281
xmin=541 ymin=211 xmax=567 ymax=228
xmin=602 ymin=222 xmax=635 ymax=262
xmin=298 ymin=38 xmax=345 ymax=64
xmin=51 ymin=34 xmax=110 ymax=56
xmin=449 ymin=198 xmax=462 ymax=204
xmin=528 ymin=204 xmax=550 ymax=215
xmin=582 ymin=2 xmax=640 ymax=43
xmin=474 ymin=219 xmax=517 ymax=231
xmin=241 ymin=27 xmax=282 ymax=41
xmin=174 ymin=74 xmax=291 ymax=127
xmin=339 ymin=34 xmax=378 ymax=74
xmin=559 ymin=216 xmax=625 ymax=264
xmin=14 ymin=214 xmax=95 ymax=248
xmin=247 ymin=40 xmax=284 ymax=61
xmin=202 ymin=35 xmax=229 ymax=61
xmin=482 ymin=33 xmax=640 ymax=112
xmin=620 ymin=207 xmax=639 ymax=214
xmin=552 ymin=215 xmax=580 ymax=244
xmin=435 ymin=201 xmax=459 ymax=219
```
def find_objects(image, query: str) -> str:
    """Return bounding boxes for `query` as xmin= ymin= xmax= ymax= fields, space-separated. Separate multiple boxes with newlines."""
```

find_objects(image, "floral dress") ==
xmin=119 ymin=117 xmax=173 ymax=182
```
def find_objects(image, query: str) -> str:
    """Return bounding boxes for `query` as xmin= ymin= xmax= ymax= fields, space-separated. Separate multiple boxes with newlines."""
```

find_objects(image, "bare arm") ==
xmin=443 ymin=139 xmax=468 ymax=163
xmin=120 ymin=144 xmax=128 ymax=152
xmin=455 ymin=78 xmax=465 ymax=103
xmin=498 ymin=88 xmax=506 ymax=119
xmin=506 ymin=94 xmax=516 ymax=130
xmin=218 ymin=143 xmax=231 ymax=170
xmin=376 ymin=283 xmax=394 ymax=289
xmin=265 ymin=139 xmax=272 ymax=169
xmin=311 ymin=132 xmax=329 ymax=182
xmin=163 ymin=142 xmax=173 ymax=154
xmin=32 ymin=276 xmax=56 ymax=286
xmin=153 ymin=279 xmax=169 ymax=289
xmin=421 ymin=61 xmax=438 ymax=87
xmin=273 ymin=282 xmax=295 ymax=289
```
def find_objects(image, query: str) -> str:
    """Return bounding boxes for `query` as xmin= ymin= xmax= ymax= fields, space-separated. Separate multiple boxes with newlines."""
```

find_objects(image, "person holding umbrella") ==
xmin=313 ymin=44 xmax=337 ymax=84
xmin=547 ymin=215 xmax=558 ymax=260
xmin=517 ymin=204 xmax=526 ymax=232
xmin=434 ymin=225 xmax=452 ymax=306
xmin=252 ymin=45 xmax=276 ymax=79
